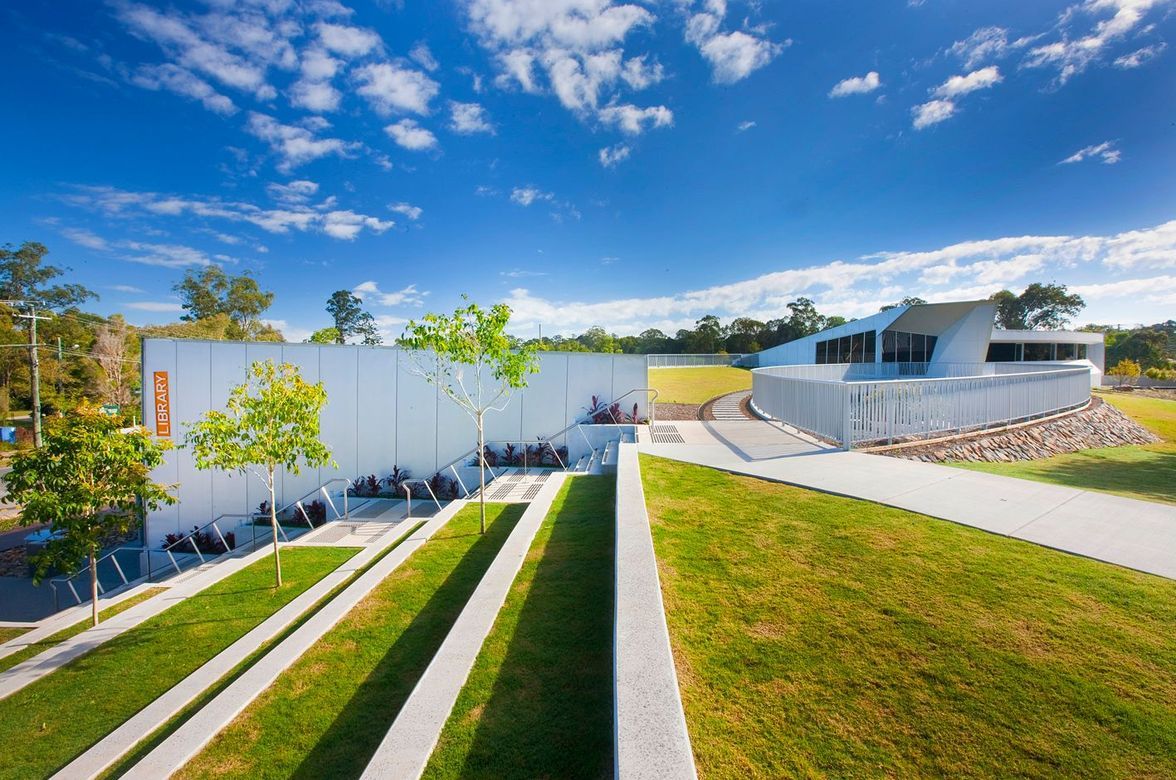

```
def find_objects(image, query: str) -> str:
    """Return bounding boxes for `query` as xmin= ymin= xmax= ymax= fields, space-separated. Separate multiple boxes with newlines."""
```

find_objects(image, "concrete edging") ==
xmin=614 ymin=443 xmax=697 ymax=780
xmin=118 ymin=500 xmax=469 ymax=780
xmin=360 ymin=475 xmax=566 ymax=780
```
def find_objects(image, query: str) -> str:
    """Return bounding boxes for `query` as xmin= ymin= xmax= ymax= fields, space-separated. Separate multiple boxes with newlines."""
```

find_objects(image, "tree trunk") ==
xmin=90 ymin=552 xmax=99 ymax=627
xmin=478 ymin=414 xmax=486 ymax=534
xmin=269 ymin=469 xmax=282 ymax=588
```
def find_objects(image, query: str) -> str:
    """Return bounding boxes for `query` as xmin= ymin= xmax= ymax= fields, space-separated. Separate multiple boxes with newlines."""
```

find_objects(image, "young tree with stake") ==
xmin=401 ymin=298 xmax=538 ymax=534
xmin=186 ymin=360 xmax=332 ymax=587
xmin=3 ymin=407 xmax=174 ymax=627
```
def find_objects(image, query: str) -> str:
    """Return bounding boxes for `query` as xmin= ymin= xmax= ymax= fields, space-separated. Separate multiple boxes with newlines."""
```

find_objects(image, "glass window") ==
xmin=1056 ymin=343 xmax=1077 ymax=360
xmin=864 ymin=331 xmax=876 ymax=362
xmin=926 ymin=335 xmax=937 ymax=360
xmin=882 ymin=330 xmax=897 ymax=362
xmin=1023 ymin=342 xmax=1052 ymax=361
xmin=849 ymin=333 xmax=864 ymax=363
xmin=838 ymin=335 xmax=852 ymax=362
xmin=1077 ymin=344 xmax=1087 ymax=360
xmin=896 ymin=331 xmax=911 ymax=363
xmin=815 ymin=340 xmax=827 ymax=364
xmin=910 ymin=333 xmax=927 ymax=363
xmin=986 ymin=342 xmax=1017 ymax=361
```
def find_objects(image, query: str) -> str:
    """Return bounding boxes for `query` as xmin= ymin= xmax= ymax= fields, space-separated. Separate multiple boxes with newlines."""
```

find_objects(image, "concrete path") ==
xmin=639 ymin=420 xmax=1176 ymax=580
xmin=54 ymin=506 xmax=415 ymax=780
xmin=709 ymin=390 xmax=752 ymax=421
xmin=120 ymin=500 xmax=466 ymax=780
xmin=361 ymin=475 xmax=566 ymax=780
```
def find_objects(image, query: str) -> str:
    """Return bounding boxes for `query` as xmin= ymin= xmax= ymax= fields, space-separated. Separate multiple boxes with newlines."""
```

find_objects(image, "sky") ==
xmin=1 ymin=0 xmax=1174 ymax=343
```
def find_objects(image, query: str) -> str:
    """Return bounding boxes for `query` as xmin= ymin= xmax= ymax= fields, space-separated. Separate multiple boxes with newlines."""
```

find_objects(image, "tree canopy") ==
xmin=0 ymin=241 xmax=95 ymax=309
xmin=174 ymin=267 xmax=275 ymax=339
xmin=990 ymin=283 xmax=1085 ymax=330
xmin=326 ymin=290 xmax=381 ymax=345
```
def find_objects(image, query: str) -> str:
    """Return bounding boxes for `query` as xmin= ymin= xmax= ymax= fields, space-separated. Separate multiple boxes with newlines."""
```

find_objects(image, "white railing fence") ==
xmin=646 ymin=353 xmax=747 ymax=368
xmin=752 ymin=362 xmax=1091 ymax=448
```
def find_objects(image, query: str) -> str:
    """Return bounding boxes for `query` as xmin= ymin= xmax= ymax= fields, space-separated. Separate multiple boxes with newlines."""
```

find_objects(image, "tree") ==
xmin=990 ymin=283 xmax=1085 ymax=330
xmin=880 ymin=296 xmax=927 ymax=312
xmin=3 ymin=408 xmax=173 ymax=626
xmin=174 ymin=267 xmax=275 ymax=339
xmin=401 ymin=298 xmax=539 ymax=534
xmin=1108 ymin=328 xmax=1169 ymax=369
xmin=725 ymin=317 xmax=764 ymax=354
xmin=307 ymin=326 xmax=341 ymax=344
xmin=326 ymin=290 xmax=381 ymax=345
xmin=91 ymin=315 xmax=132 ymax=406
xmin=1107 ymin=358 xmax=1141 ymax=388
xmin=0 ymin=242 xmax=95 ymax=309
xmin=686 ymin=315 xmax=723 ymax=353
xmin=186 ymin=361 xmax=332 ymax=587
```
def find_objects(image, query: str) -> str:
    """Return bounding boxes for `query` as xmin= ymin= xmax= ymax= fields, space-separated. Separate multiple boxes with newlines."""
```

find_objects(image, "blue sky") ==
xmin=1 ymin=0 xmax=1173 ymax=341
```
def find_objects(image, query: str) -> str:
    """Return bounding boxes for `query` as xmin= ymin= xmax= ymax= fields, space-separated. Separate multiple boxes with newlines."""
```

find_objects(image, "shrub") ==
xmin=162 ymin=525 xmax=235 ymax=555
xmin=295 ymin=499 xmax=328 ymax=527
xmin=1108 ymin=358 xmax=1142 ymax=388
xmin=383 ymin=465 xmax=411 ymax=497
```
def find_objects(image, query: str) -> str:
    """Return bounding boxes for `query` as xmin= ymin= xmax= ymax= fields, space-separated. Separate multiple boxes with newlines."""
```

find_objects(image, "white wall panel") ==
xmin=278 ymin=344 xmax=324 ymax=504
xmin=173 ymin=341 xmax=214 ymax=530
xmin=317 ymin=346 xmax=360 ymax=484
xmin=356 ymin=348 xmax=397 ymax=479
xmin=521 ymin=353 xmax=569 ymax=450
xmin=395 ymin=352 xmax=438 ymax=478
xmin=209 ymin=343 xmax=249 ymax=523
xmin=142 ymin=341 xmax=181 ymax=544
xmin=243 ymin=343 xmax=284 ymax=518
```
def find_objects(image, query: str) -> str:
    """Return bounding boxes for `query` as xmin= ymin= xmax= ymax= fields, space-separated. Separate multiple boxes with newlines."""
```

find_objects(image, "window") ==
xmin=881 ymin=329 xmax=939 ymax=363
xmin=1056 ymin=343 xmax=1077 ymax=360
xmin=1023 ymin=343 xmax=1052 ymax=361
xmin=910 ymin=333 xmax=927 ymax=363
xmin=849 ymin=333 xmax=864 ymax=362
xmin=1077 ymin=344 xmax=1087 ymax=360
xmin=896 ymin=331 xmax=911 ymax=363
xmin=926 ymin=335 xmax=937 ymax=360
xmin=864 ymin=331 xmax=876 ymax=362
xmin=881 ymin=330 xmax=896 ymax=362
xmin=986 ymin=342 xmax=1018 ymax=361
xmin=839 ymin=335 xmax=852 ymax=362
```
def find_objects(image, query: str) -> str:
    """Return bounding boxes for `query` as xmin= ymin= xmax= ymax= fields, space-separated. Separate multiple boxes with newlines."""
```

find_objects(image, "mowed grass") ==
xmin=0 ymin=587 xmax=167 ymax=674
xmin=424 ymin=477 xmax=615 ymax=779
xmin=176 ymin=503 xmax=525 ymax=780
xmin=648 ymin=366 xmax=751 ymax=405
xmin=641 ymin=455 xmax=1176 ymax=778
xmin=0 ymin=627 xmax=27 ymax=644
xmin=0 ymin=547 xmax=356 ymax=780
xmin=952 ymin=390 xmax=1176 ymax=504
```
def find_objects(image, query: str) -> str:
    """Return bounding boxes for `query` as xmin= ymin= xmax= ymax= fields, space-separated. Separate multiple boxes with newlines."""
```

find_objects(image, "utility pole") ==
xmin=15 ymin=303 xmax=51 ymax=448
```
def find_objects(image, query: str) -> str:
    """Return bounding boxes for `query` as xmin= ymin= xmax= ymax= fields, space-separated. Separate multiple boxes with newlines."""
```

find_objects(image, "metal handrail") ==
xmin=481 ymin=439 xmax=567 ymax=472
xmin=272 ymin=477 xmax=352 ymax=528
xmin=402 ymin=478 xmax=443 ymax=519
xmin=48 ymin=545 xmax=148 ymax=608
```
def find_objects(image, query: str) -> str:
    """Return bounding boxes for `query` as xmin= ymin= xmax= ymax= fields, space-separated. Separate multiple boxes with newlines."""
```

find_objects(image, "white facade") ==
xmin=987 ymin=329 xmax=1105 ymax=387
xmin=140 ymin=339 xmax=648 ymax=546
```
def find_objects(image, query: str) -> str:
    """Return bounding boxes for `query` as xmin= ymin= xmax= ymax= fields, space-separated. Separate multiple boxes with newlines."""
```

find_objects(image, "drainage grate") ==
xmin=649 ymin=424 xmax=685 ymax=444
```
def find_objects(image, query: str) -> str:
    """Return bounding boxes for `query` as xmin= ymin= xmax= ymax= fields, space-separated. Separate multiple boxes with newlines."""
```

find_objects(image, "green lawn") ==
xmin=648 ymin=366 xmax=752 ymax=405
xmin=952 ymin=390 xmax=1176 ymax=504
xmin=423 ymin=477 xmax=615 ymax=779
xmin=0 ymin=627 xmax=27 ymax=644
xmin=0 ymin=587 xmax=167 ymax=674
xmin=642 ymin=455 xmax=1176 ymax=778
xmin=0 ymin=547 xmax=357 ymax=780
xmin=176 ymin=503 xmax=525 ymax=780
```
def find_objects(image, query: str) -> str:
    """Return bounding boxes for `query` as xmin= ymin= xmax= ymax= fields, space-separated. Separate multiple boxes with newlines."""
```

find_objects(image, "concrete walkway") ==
xmin=361 ymin=475 xmax=566 ymax=780
xmin=54 ymin=506 xmax=416 ymax=780
xmin=639 ymin=420 xmax=1176 ymax=580
xmin=708 ymin=390 xmax=752 ymax=421
xmin=120 ymin=500 xmax=465 ymax=780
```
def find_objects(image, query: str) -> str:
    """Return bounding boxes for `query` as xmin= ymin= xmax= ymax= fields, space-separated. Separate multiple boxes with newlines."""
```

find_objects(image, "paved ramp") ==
xmin=639 ymin=421 xmax=1176 ymax=580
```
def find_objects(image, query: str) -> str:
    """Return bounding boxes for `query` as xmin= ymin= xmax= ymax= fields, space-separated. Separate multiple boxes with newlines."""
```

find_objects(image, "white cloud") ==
xmin=65 ymin=184 xmax=393 ymax=241
xmin=355 ymin=61 xmax=439 ymax=115
xmin=912 ymin=98 xmax=956 ymax=129
xmin=598 ymin=143 xmax=631 ymax=167
xmin=260 ymin=318 xmax=312 ymax=344
xmin=352 ymin=281 xmax=426 ymax=306
xmin=828 ymin=71 xmax=881 ymax=98
xmin=61 ymin=227 xmax=109 ymax=251
xmin=245 ymin=112 xmax=355 ymax=171
xmin=389 ymin=201 xmax=423 ymax=220
xmin=120 ymin=241 xmax=215 ymax=268
xmin=316 ymin=22 xmax=382 ymax=57
xmin=500 ymin=268 xmax=548 ymax=278
xmin=620 ymin=55 xmax=664 ymax=89
xmin=931 ymin=65 xmax=1003 ymax=98
xmin=448 ymin=101 xmax=495 ymax=134
xmin=109 ymin=284 xmax=146 ymax=294
xmin=736 ymin=120 xmax=756 ymax=132
xmin=597 ymin=103 xmax=673 ymax=134
xmin=410 ymin=42 xmax=439 ymax=71
xmin=289 ymin=48 xmax=343 ymax=112
xmin=385 ymin=118 xmax=439 ymax=151
xmin=1114 ymin=42 xmax=1166 ymax=67
xmin=124 ymin=301 xmax=185 ymax=312
xmin=948 ymin=27 xmax=1012 ymax=69
xmin=510 ymin=186 xmax=554 ymax=206
xmin=684 ymin=2 xmax=786 ymax=84
xmin=1023 ymin=0 xmax=1171 ymax=85
xmin=1060 ymin=140 xmax=1122 ymax=164
xmin=131 ymin=63 xmax=237 ymax=115
xmin=266 ymin=179 xmax=320 ymax=203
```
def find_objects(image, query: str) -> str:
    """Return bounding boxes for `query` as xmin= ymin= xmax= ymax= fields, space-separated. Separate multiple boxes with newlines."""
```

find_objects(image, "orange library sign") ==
xmin=153 ymin=371 xmax=171 ymax=437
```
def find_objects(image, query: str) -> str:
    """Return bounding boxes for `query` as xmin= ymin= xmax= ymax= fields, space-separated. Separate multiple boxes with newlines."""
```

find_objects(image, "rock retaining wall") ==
xmin=882 ymin=398 xmax=1160 ymax=463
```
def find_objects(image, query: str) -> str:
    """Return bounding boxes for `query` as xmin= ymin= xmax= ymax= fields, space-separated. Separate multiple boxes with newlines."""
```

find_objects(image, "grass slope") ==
xmin=648 ymin=366 xmax=751 ymax=405
xmin=953 ymin=390 xmax=1176 ymax=504
xmin=423 ymin=477 xmax=615 ymax=779
xmin=176 ymin=503 xmax=525 ymax=780
xmin=0 ymin=587 xmax=167 ymax=674
xmin=0 ymin=547 xmax=356 ymax=780
xmin=642 ymin=455 xmax=1176 ymax=778
xmin=0 ymin=628 xmax=28 ymax=644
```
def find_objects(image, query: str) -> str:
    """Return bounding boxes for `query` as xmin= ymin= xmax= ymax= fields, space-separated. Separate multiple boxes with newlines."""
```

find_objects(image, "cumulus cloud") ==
xmin=828 ymin=71 xmax=881 ymax=98
xmin=266 ymin=179 xmax=320 ymax=203
xmin=322 ymin=210 xmax=395 ymax=240
xmin=245 ymin=112 xmax=356 ymax=171
xmin=316 ymin=22 xmax=382 ymax=58
xmin=948 ymin=26 xmax=1015 ymax=68
xmin=385 ymin=118 xmax=439 ymax=151
xmin=1023 ymin=0 xmax=1171 ymax=85
xmin=289 ymin=48 xmax=342 ymax=112
xmin=389 ymin=202 xmax=423 ymax=220
xmin=355 ymin=61 xmax=439 ymax=115
xmin=931 ymin=65 xmax=1003 ymax=98
xmin=1060 ymin=140 xmax=1122 ymax=165
xmin=410 ymin=42 xmax=439 ymax=71
xmin=597 ymin=103 xmax=673 ymax=134
xmin=912 ymin=98 xmax=956 ymax=129
xmin=510 ymin=186 xmax=554 ymax=206
xmin=352 ymin=281 xmax=426 ymax=306
xmin=684 ymin=0 xmax=786 ymax=84
xmin=598 ymin=143 xmax=631 ymax=167
xmin=131 ymin=63 xmax=237 ymax=114
xmin=448 ymin=101 xmax=495 ymax=134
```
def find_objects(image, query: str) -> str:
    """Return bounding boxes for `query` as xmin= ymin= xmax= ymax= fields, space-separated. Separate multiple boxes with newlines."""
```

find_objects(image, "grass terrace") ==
xmin=642 ymin=455 xmax=1176 ymax=777
xmin=0 ymin=628 xmax=28 ymax=644
xmin=648 ymin=365 xmax=752 ymax=405
xmin=0 ymin=587 xmax=167 ymax=674
xmin=0 ymin=547 xmax=357 ymax=780
xmin=176 ymin=503 xmax=525 ymax=779
xmin=424 ymin=476 xmax=615 ymax=779
xmin=953 ymin=390 xmax=1176 ymax=504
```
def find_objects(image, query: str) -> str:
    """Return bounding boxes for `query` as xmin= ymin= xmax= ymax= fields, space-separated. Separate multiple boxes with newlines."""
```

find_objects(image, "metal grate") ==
xmin=522 ymin=483 xmax=542 ymax=500
xmin=648 ymin=424 xmax=685 ymax=444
